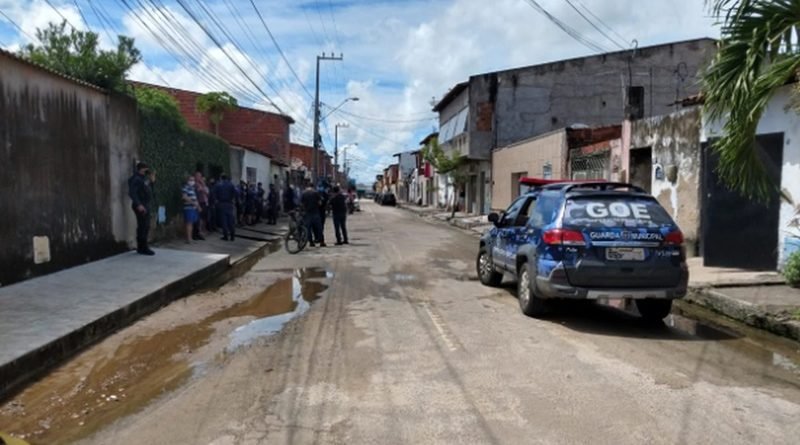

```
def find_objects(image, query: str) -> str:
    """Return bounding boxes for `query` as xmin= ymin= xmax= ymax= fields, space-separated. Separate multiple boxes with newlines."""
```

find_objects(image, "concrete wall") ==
xmin=0 ymin=54 xmax=138 ymax=285
xmin=631 ymin=107 xmax=703 ymax=255
xmin=476 ymin=39 xmax=716 ymax=157
xmin=704 ymin=85 xmax=800 ymax=267
xmin=491 ymin=130 xmax=568 ymax=210
xmin=242 ymin=148 xmax=271 ymax=186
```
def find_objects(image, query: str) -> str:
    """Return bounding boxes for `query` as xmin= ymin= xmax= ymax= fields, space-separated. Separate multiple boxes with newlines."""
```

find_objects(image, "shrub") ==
xmin=784 ymin=250 xmax=800 ymax=288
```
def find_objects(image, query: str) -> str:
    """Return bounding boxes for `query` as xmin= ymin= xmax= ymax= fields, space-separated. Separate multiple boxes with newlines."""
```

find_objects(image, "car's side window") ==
xmin=501 ymin=197 xmax=527 ymax=226
xmin=514 ymin=198 xmax=536 ymax=226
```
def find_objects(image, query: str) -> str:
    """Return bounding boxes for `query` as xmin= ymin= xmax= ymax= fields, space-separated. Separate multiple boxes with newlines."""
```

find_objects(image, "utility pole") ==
xmin=312 ymin=53 xmax=343 ymax=184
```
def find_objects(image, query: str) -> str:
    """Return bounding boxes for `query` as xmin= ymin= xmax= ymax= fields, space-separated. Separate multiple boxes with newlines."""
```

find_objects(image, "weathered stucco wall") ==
xmin=0 ymin=54 xmax=138 ymax=286
xmin=484 ymin=39 xmax=716 ymax=155
xmin=491 ymin=130 xmax=567 ymax=210
xmin=631 ymin=107 xmax=702 ymax=255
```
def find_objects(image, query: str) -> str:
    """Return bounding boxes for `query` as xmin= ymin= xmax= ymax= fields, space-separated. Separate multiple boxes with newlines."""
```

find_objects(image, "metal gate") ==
xmin=570 ymin=150 xmax=609 ymax=180
xmin=702 ymin=133 xmax=784 ymax=270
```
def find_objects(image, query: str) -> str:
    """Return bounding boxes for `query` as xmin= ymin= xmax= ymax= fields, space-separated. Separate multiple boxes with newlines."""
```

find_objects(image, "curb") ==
xmin=684 ymin=287 xmax=800 ymax=342
xmin=0 ymin=240 xmax=279 ymax=402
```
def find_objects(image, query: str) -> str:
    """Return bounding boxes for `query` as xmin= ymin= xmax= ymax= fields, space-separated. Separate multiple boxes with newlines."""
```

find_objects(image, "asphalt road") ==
xmin=5 ymin=201 xmax=800 ymax=444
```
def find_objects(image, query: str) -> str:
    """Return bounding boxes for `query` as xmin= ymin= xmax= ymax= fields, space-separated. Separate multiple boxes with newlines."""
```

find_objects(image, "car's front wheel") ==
xmin=635 ymin=299 xmax=673 ymax=322
xmin=477 ymin=247 xmax=503 ymax=287
xmin=517 ymin=262 xmax=548 ymax=317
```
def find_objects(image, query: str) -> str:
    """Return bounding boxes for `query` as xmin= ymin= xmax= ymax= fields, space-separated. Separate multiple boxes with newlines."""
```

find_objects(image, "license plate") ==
xmin=605 ymin=247 xmax=645 ymax=261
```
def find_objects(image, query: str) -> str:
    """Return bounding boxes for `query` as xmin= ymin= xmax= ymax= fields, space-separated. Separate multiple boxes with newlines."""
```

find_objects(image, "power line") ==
xmin=521 ymin=0 xmax=609 ymax=53
xmin=0 ymin=8 xmax=38 ymax=42
xmin=173 ymin=0 xmax=284 ymax=113
xmin=563 ymin=0 xmax=627 ymax=50
xmin=572 ymin=0 xmax=631 ymax=48
xmin=248 ymin=0 xmax=314 ymax=99
xmin=334 ymin=108 xmax=438 ymax=124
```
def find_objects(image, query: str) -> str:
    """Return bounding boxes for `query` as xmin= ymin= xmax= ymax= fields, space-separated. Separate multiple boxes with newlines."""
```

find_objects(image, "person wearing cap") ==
xmin=128 ymin=162 xmax=155 ymax=255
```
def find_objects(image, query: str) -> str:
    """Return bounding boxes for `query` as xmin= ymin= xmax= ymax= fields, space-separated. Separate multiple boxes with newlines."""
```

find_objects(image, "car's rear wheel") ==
xmin=518 ymin=263 xmax=548 ymax=317
xmin=635 ymin=299 xmax=673 ymax=322
xmin=477 ymin=247 xmax=502 ymax=287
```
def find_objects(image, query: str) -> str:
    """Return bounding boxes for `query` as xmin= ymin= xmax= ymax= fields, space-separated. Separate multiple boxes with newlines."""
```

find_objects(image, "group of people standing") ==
xmin=128 ymin=161 xmax=353 ymax=255
xmin=128 ymin=162 xmax=284 ymax=255
xmin=185 ymin=175 xmax=282 ymax=243
xmin=299 ymin=183 xmax=351 ymax=247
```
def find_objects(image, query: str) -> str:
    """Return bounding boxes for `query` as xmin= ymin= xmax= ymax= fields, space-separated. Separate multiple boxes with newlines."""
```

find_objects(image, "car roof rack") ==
xmin=562 ymin=182 xmax=647 ymax=194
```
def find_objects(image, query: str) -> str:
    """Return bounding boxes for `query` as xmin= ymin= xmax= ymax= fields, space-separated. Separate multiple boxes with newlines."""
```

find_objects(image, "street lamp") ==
xmin=322 ymin=97 xmax=359 ymax=120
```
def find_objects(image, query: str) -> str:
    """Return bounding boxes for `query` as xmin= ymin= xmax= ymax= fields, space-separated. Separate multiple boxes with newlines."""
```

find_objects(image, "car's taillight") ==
xmin=664 ymin=230 xmax=684 ymax=246
xmin=543 ymin=229 xmax=585 ymax=246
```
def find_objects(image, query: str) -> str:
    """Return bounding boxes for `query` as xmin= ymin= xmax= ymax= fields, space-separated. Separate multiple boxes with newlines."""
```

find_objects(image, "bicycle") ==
xmin=284 ymin=209 xmax=309 ymax=254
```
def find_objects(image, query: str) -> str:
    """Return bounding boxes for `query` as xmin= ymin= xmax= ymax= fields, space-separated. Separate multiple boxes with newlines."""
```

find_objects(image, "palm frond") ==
xmin=703 ymin=0 xmax=800 ymax=201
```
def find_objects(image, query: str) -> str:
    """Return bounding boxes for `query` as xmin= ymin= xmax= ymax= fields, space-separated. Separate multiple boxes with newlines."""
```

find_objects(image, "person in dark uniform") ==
xmin=267 ymin=184 xmax=279 ymax=225
xmin=283 ymin=184 xmax=296 ymax=213
xmin=128 ymin=162 xmax=155 ymax=256
xmin=213 ymin=174 xmax=239 ymax=241
xmin=301 ymin=184 xmax=325 ymax=247
xmin=256 ymin=182 xmax=265 ymax=223
xmin=329 ymin=186 xmax=349 ymax=245
xmin=318 ymin=185 xmax=330 ymax=231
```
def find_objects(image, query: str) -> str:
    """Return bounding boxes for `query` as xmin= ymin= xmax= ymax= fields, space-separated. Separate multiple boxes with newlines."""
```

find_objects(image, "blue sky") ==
xmin=0 ymin=0 xmax=718 ymax=183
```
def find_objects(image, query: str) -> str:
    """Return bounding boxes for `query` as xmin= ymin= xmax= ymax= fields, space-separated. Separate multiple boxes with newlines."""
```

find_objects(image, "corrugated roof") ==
xmin=432 ymin=81 xmax=468 ymax=112
xmin=0 ymin=48 xmax=108 ymax=93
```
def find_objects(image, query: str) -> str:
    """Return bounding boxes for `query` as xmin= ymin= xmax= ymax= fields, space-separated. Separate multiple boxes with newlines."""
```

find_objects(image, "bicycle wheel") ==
xmin=285 ymin=228 xmax=304 ymax=254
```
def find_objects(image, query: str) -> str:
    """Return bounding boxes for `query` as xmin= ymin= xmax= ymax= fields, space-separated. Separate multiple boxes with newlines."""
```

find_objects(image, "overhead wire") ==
xmin=572 ymin=0 xmax=631 ymax=48
xmin=187 ymin=0 xmax=314 ymax=133
xmin=247 ymin=0 xmax=314 ymax=99
xmin=0 ymin=8 xmax=39 ymax=42
xmin=563 ymin=0 xmax=627 ymax=50
xmin=70 ymin=0 xmax=173 ymax=87
xmin=521 ymin=0 xmax=609 ymax=53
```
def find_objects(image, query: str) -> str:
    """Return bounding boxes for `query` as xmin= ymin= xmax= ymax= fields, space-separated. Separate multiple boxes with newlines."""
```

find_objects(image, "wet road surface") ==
xmin=2 ymin=202 xmax=799 ymax=444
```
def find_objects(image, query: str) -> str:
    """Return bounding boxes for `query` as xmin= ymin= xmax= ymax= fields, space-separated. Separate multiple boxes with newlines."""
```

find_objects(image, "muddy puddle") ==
xmin=0 ymin=268 xmax=329 ymax=445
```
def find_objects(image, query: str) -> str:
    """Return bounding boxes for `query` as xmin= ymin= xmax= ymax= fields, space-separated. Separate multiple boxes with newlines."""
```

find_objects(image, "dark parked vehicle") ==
xmin=477 ymin=182 xmax=688 ymax=321
xmin=379 ymin=193 xmax=397 ymax=206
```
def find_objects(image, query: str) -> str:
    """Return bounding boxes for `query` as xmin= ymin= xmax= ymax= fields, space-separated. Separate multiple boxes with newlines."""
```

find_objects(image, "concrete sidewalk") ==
xmin=0 ymin=220 xmax=287 ymax=400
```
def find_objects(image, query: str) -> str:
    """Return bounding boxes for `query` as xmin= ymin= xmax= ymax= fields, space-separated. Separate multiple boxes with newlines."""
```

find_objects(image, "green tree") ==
xmin=196 ymin=91 xmax=238 ymax=135
xmin=134 ymin=87 xmax=186 ymax=130
xmin=19 ymin=21 xmax=141 ymax=92
xmin=423 ymin=136 xmax=468 ymax=219
xmin=702 ymin=0 xmax=800 ymax=202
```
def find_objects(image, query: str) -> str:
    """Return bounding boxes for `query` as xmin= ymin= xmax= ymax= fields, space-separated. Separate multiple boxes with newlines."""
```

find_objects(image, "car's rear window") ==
xmin=563 ymin=196 xmax=674 ymax=229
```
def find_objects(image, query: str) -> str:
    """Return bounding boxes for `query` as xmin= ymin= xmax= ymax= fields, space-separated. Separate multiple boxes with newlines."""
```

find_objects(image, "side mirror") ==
xmin=488 ymin=212 xmax=500 ymax=224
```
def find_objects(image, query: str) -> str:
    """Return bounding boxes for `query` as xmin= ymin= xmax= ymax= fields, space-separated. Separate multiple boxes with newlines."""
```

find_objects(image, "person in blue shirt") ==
xmin=213 ymin=174 xmax=239 ymax=241
xmin=181 ymin=175 xmax=201 ymax=244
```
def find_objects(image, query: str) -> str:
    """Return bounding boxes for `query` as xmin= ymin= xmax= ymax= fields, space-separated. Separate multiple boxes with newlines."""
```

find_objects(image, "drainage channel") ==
xmin=0 ymin=268 xmax=330 ymax=445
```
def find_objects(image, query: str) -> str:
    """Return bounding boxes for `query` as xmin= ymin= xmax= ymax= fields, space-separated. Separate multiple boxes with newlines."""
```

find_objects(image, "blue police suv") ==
xmin=477 ymin=182 xmax=689 ymax=321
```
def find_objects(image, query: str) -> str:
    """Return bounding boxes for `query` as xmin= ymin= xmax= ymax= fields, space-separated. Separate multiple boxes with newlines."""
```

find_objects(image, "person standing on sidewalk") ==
xmin=206 ymin=177 xmax=217 ymax=232
xmin=213 ymin=174 xmax=238 ymax=241
xmin=193 ymin=171 xmax=208 ymax=240
xmin=128 ymin=162 xmax=155 ymax=256
xmin=182 ymin=175 xmax=202 ymax=244
xmin=267 ymin=183 xmax=279 ymax=225
xmin=256 ymin=182 xmax=265 ymax=223
xmin=301 ymin=183 xmax=325 ymax=247
xmin=329 ymin=186 xmax=349 ymax=245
